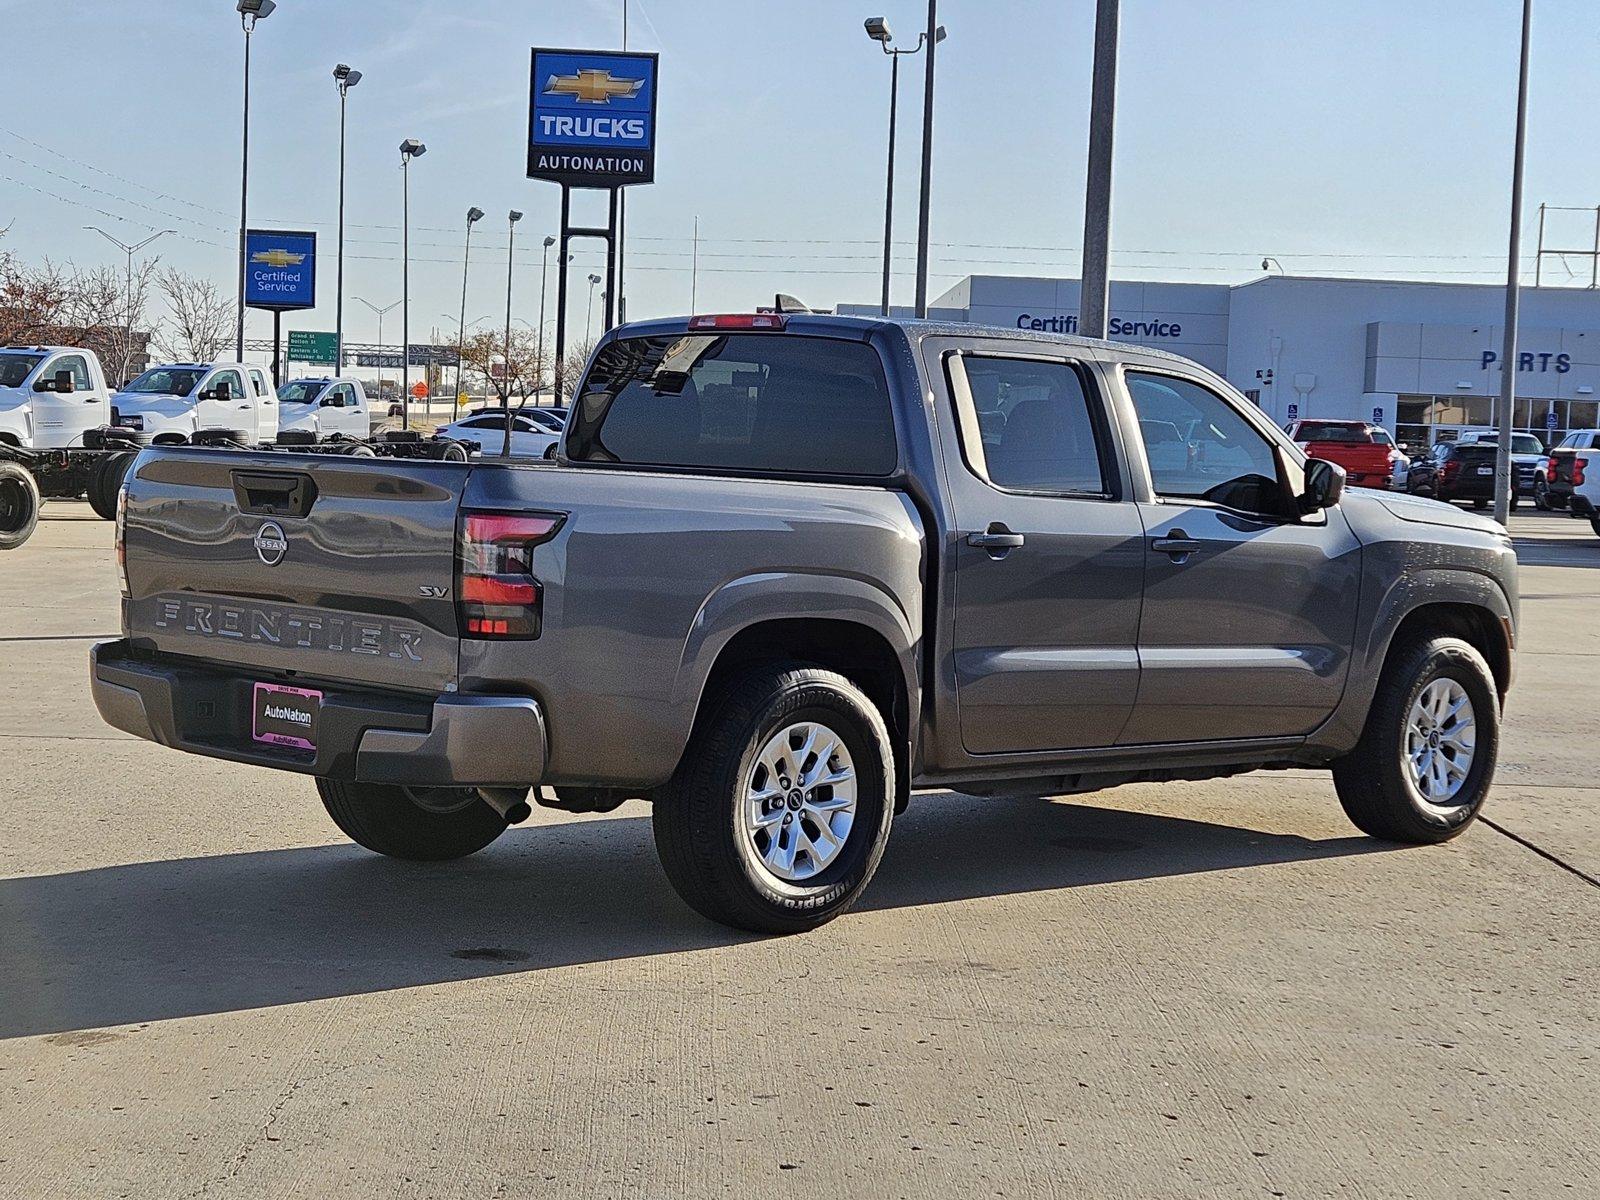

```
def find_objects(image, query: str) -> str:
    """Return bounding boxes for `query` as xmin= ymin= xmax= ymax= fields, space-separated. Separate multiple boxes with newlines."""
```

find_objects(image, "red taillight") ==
xmin=687 ymin=313 xmax=787 ymax=331
xmin=1575 ymin=457 xmax=1589 ymax=486
xmin=457 ymin=511 xmax=564 ymax=640
xmin=1547 ymin=462 xmax=1559 ymax=483
xmin=1441 ymin=459 xmax=1461 ymax=481
xmin=114 ymin=480 xmax=129 ymax=598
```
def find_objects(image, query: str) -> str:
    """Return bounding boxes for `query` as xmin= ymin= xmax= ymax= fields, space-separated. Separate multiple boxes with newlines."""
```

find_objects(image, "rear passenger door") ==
xmin=938 ymin=346 xmax=1145 ymax=753
xmin=1115 ymin=367 xmax=1361 ymax=744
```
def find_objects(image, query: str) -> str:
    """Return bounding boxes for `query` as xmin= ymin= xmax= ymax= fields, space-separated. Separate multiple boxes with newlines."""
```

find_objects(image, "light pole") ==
xmin=85 ymin=226 xmax=173 ymax=385
xmin=500 ymin=210 xmax=523 ymax=457
xmin=586 ymin=273 xmax=602 ymax=343
xmin=234 ymin=0 xmax=276 ymax=361
xmin=1078 ymin=0 xmax=1120 ymax=340
xmin=865 ymin=18 xmax=940 ymax=317
xmin=356 ymin=296 xmax=399 ymax=405
xmin=912 ymin=0 xmax=940 ymax=318
xmin=538 ymin=234 xmax=555 ymax=398
xmin=399 ymin=138 xmax=426 ymax=429
xmin=333 ymin=63 xmax=361 ymax=375
xmin=1494 ymin=0 xmax=1534 ymax=526
xmin=457 ymin=206 xmax=484 ymax=403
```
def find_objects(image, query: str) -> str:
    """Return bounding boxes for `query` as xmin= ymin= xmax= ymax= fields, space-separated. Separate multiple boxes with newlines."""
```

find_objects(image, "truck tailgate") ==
xmin=1304 ymin=439 xmax=1392 ymax=487
xmin=120 ymin=448 xmax=466 ymax=694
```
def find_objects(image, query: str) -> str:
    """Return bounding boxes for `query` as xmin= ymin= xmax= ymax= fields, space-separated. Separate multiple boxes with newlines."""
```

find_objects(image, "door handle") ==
xmin=968 ymin=525 xmax=1025 ymax=555
xmin=1151 ymin=531 xmax=1202 ymax=560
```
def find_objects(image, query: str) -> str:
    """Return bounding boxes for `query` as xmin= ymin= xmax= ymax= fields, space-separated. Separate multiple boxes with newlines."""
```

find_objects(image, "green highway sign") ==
xmin=287 ymin=330 xmax=339 ymax=366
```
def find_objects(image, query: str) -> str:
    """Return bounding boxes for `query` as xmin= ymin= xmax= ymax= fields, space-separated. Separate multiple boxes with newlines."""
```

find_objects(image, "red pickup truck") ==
xmin=1283 ymin=419 xmax=1397 ymax=489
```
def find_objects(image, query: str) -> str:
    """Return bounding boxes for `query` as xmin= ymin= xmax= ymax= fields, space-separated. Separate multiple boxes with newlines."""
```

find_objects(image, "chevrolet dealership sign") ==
xmin=527 ymin=48 xmax=659 ymax=187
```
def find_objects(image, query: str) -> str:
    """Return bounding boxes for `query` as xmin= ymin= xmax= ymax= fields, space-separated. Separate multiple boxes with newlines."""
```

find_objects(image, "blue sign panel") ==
xmin=244 ymin=229 xmax=316 ymax=311
xmin=1373 ymin=406 xmax=1385 ymax=425
xmin=1547 ymin=409 xmax=1560 ymax=430
xmin=528 ymin=48 xmax=658 ymax=187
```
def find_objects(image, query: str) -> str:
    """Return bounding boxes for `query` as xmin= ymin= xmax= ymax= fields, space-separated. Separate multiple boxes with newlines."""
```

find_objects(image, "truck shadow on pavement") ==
xmin=0 ymin=792 xmax=1386 ymax=1039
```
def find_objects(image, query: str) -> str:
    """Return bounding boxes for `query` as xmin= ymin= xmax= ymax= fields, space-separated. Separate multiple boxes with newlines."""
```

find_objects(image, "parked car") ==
xmin=113 ymin=362 xmax=279 ymax=446
xmin=0 ymin=345 xmax=116 ymax=449
xmin=1407 ymin=440 xmax=1519 ymax=510
xmin=276 ymin=377 xmax=371 ymax=441
xmin=1545 ymin=429 xmax=1600 ymax=535
xmin=1282 ymin=418 xmax=1397 ymax=489
xmin=436 ymin=409 xmax=560 ymax=458
xmin=94 ymin=314 xmax=1518 ymax=933
xmin=1455 ymin=429 xmax=1544 ymax=497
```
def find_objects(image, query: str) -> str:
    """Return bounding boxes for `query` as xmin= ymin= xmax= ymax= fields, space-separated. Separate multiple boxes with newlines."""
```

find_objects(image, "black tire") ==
xmin=1533 ymin=481 xmax=1550 ymax=511
xmin=0 ymin=461 xmax=41 ymax=551
xmin=88 ymin=452 xmax=133 ymax=520
xmin=1590 ymin=516 xmax=1600 ymax=539
xmin=1472 ymin=499 xmax=1489 ymax=510
xmin=316 ymin=778 xmax=509 ymax=861
xmin=1332 ymin=635 xmax=1499 ymax=844
xmin=439 ymin=441 xmax=469 ymax=462
xmin=653 ymin=665 xmax=895 ymax=934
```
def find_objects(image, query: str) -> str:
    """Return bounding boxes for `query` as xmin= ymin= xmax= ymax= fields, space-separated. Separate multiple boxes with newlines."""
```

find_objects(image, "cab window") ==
xmin=249 ymin=369 xmax=271 ymax=397
xmin=952 ymin=355 xmax=1108 ymax=496
xmin=1127 ymin=371 xmax=1288 ymax=516
xmin=51 ymin=354 xmax=92 ymax=391
xmin=213 ymin=370 xmax=245 ymax=398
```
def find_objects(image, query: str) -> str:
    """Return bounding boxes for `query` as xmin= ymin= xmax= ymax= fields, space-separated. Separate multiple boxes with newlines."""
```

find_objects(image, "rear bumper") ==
xmin=90 ymin=639 xmax=547 ymax=786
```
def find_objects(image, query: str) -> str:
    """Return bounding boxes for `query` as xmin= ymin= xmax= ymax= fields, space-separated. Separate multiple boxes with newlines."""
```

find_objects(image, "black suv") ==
xmin=1407 ymin=441 xmax=1520 ymax=509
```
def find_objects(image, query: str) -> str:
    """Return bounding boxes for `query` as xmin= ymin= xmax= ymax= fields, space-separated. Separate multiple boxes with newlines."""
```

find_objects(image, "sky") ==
xmin=3 ymin=0 xmax=1600 ymax=358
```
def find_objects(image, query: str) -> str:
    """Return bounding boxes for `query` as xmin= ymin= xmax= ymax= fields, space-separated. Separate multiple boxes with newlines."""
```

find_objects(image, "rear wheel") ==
xmin=1332 ymin=635 xmax=1498 ymax=843
xmin=652 ymin=665 xmax=894 ymax=934
xmin=316 ymin=779 xmax=510 ymax=861
xmin=1533 ymin=480 xmax=1551 ymax=510
xmin=1590 ymin=515 xmax=1600 ymax=539
xmin=88 ymin=452 xmax=133 ymax=520
xmin=0 ymin=462 xmax=41 ymax=550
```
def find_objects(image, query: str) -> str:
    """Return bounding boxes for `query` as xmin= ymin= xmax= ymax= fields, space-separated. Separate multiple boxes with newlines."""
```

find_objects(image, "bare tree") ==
xmin=558 ymin=338 xmax=596 ymax=400
xmin=458 ymin=327 xmax=551 ymax=407
xmin=66 ymin=262 xmax=159 ymax=385
xmin=153 ymin=267 xmax=232 ymax=363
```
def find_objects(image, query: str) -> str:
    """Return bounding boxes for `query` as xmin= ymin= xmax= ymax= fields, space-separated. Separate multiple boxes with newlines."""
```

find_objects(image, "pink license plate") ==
xmin=252 ymin=682 xmax=321 ymax=751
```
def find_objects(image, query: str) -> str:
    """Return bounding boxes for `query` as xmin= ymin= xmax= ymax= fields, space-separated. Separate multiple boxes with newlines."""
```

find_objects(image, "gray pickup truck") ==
xmin=92 ymin=313 xmax=1518 ymax=933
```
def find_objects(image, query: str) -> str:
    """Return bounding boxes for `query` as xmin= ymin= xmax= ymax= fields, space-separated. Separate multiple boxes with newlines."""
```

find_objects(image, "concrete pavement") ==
xmin=1 ymin=503 xmax=1596 ymax=1198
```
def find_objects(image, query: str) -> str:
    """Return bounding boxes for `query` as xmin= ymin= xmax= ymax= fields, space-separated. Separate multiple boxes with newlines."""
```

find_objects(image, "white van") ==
xmin=276 ymin=377 xmax=371 ymax=441
xmin=0 ymin=346 xmax=115 ymax=449
xmin=113 ymin=362 xmax=278 ymax=445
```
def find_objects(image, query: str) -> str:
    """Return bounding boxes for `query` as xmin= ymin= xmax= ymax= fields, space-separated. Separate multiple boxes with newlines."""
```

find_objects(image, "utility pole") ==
xmin=235 ymin=0 xmax=276 ymax=360
xmin=333 ymin=63 xmax=362 ymax=374
xmin=912 ymin=0 xmax=938 ymax=317
xmin=457 ymin=207 xmax=484 ymax=402
xmin=1494 ymin=0 xmax=1533 ymax=527
xmin=1079 ymin=0 xmax=1120 ymax=340
xmin=502 ymin=210 xmax=523 ymax=457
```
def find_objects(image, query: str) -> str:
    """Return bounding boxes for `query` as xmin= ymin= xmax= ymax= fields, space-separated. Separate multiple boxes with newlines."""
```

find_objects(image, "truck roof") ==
xmin=605 ymin=312 xmax=1197 ymax=368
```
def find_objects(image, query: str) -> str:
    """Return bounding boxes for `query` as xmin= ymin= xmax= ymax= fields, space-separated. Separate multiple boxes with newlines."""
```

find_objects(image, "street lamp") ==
xmin=499 ymin=210 xmax=523 ymax=456
xmin=333 ymin=63 xmax=362 ymax=374
xmin=457 ymin=206 xmax=484 ymax=402
xmin=355 ymin=296 xmax=399 ymax=401
xmin=586 ymin=273 xmax=602 ymax=343
xmin=537 ymin=234 xmax=555 ymax=397
xmin=234 ymin=0 xmax=276 ymax=361
xmin=865 ymin=17 xmax=941 ymax=316
xmin=399 ymin=138 xmax=426 ymax=428
xmin=911 ymin=0 xmax=945 ymax=318
xmin=85 ymin=226 xmax=173 ymax=384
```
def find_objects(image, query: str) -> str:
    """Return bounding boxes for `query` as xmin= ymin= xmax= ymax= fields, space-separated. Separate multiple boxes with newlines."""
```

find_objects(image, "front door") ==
xmin=33 ymin=353 xmax=99 ymax=448
xmin=944 ymin=349 xmax=1146 ymax=754
xmin=1116 ymin=368 xmax=1360 ymax=744
xmin=197 ymin=369 xmax=247 ymax=432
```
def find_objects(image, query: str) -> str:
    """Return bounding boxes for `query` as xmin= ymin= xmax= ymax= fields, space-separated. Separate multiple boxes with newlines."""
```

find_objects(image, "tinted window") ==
xmin=1296 ymin=421 xmax=1371 ymax=443
xmin=278 ymin=381 xmax=324 ymax=403
xmin=957 ymin=356 xmax=1106 ymax=494
xmin=1127 ymin=371 xmax=1286 ymax=515
xmin=569 ymin=333 xmax=896 ymax=476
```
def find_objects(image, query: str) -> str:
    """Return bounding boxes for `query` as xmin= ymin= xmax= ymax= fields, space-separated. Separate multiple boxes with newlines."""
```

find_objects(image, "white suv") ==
xmin=1546 ymin=429 xmax=1600 ymax=535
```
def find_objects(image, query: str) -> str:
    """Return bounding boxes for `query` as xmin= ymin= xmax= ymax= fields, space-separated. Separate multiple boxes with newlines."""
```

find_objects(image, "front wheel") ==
xmin=1332 ymin=635 xmax=1499 ymax=843
xmin=316 ymin=779 xmax=510 ymax=860
xmin=653 ymin=666 xmax=895 ymax=934
xmin=0 ymin=461 xmax=41 ymax=550
xmin=1533 ymin=481 xmax=1550 ymax=510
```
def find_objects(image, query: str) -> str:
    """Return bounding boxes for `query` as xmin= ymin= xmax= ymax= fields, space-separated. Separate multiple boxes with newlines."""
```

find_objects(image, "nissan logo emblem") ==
xmin=254 ymin=521 xmax=288 ymax=566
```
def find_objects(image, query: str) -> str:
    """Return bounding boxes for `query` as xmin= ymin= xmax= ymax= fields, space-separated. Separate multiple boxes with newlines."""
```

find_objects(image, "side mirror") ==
xmin=1300 ymin=457 xmax=1346 ymax=514
xmin=212 ymin=380 xmax=232 ymax=401
xmin=34 ymin=369 xmax=74 ymax=394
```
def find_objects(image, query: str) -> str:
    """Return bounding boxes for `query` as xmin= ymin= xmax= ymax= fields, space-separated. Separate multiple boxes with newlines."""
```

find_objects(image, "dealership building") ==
xmin=840 ymin=274 xmax=1600 ymax=448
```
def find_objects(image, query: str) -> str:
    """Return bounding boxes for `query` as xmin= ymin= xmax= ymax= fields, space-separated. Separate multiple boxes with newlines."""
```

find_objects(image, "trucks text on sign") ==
xmin=527 ymin=49 xmax=659 ymax=188
xmin=244 ymin=230 xmax=316 ymax=312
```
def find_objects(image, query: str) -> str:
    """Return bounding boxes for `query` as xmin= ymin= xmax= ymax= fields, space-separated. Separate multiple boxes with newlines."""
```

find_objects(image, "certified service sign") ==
xmin=244 ymin=230 xmax=317 ymax=312
xmin=527 ymin=48 xmax=659 ymax=187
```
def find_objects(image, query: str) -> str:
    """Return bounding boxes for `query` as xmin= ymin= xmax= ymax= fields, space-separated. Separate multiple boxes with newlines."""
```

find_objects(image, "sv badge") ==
xmin=418 ymin=585 xmax=450 ymax=598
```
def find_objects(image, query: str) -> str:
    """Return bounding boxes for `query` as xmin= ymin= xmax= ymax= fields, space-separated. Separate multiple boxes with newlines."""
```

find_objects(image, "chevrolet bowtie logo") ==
xmin=251 ymin=249 xmax=306 ymax=268
xmin=544 ymin=68 xmax=643 ymax=104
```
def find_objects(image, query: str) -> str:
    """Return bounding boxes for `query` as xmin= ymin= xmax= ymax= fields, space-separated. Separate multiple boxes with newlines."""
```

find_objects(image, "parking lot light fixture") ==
xmin=537 ymin=235 xmax=556 ymax=396
xmin=457 ymin=206 xmax=484 ymax=401
xmin=586 ymin=273 xmax=602 ymax=343
xmin=234 ymin=0 xmax=276 ymax=361
xmin=868 ymin=16 xmax=941 ymax=316
xmin=399 ymin=139 xmax=425 ymax=428
xmin=500 ymin=210 xmax=524 ymax=457
xmin=334 ymin=63 xmax=361 ymax=376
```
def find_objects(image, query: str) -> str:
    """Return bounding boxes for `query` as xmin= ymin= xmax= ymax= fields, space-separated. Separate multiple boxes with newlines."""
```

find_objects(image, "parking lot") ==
xmin=1 ymin=503 xmax=1595 ymax=1198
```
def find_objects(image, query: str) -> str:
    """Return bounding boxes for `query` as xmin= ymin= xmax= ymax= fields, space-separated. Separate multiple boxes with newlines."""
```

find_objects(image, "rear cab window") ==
xmin=947 ymin=354 xmax=1111 ymax=497
xmin=568 ymin=332 xmax=897 ymax=477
